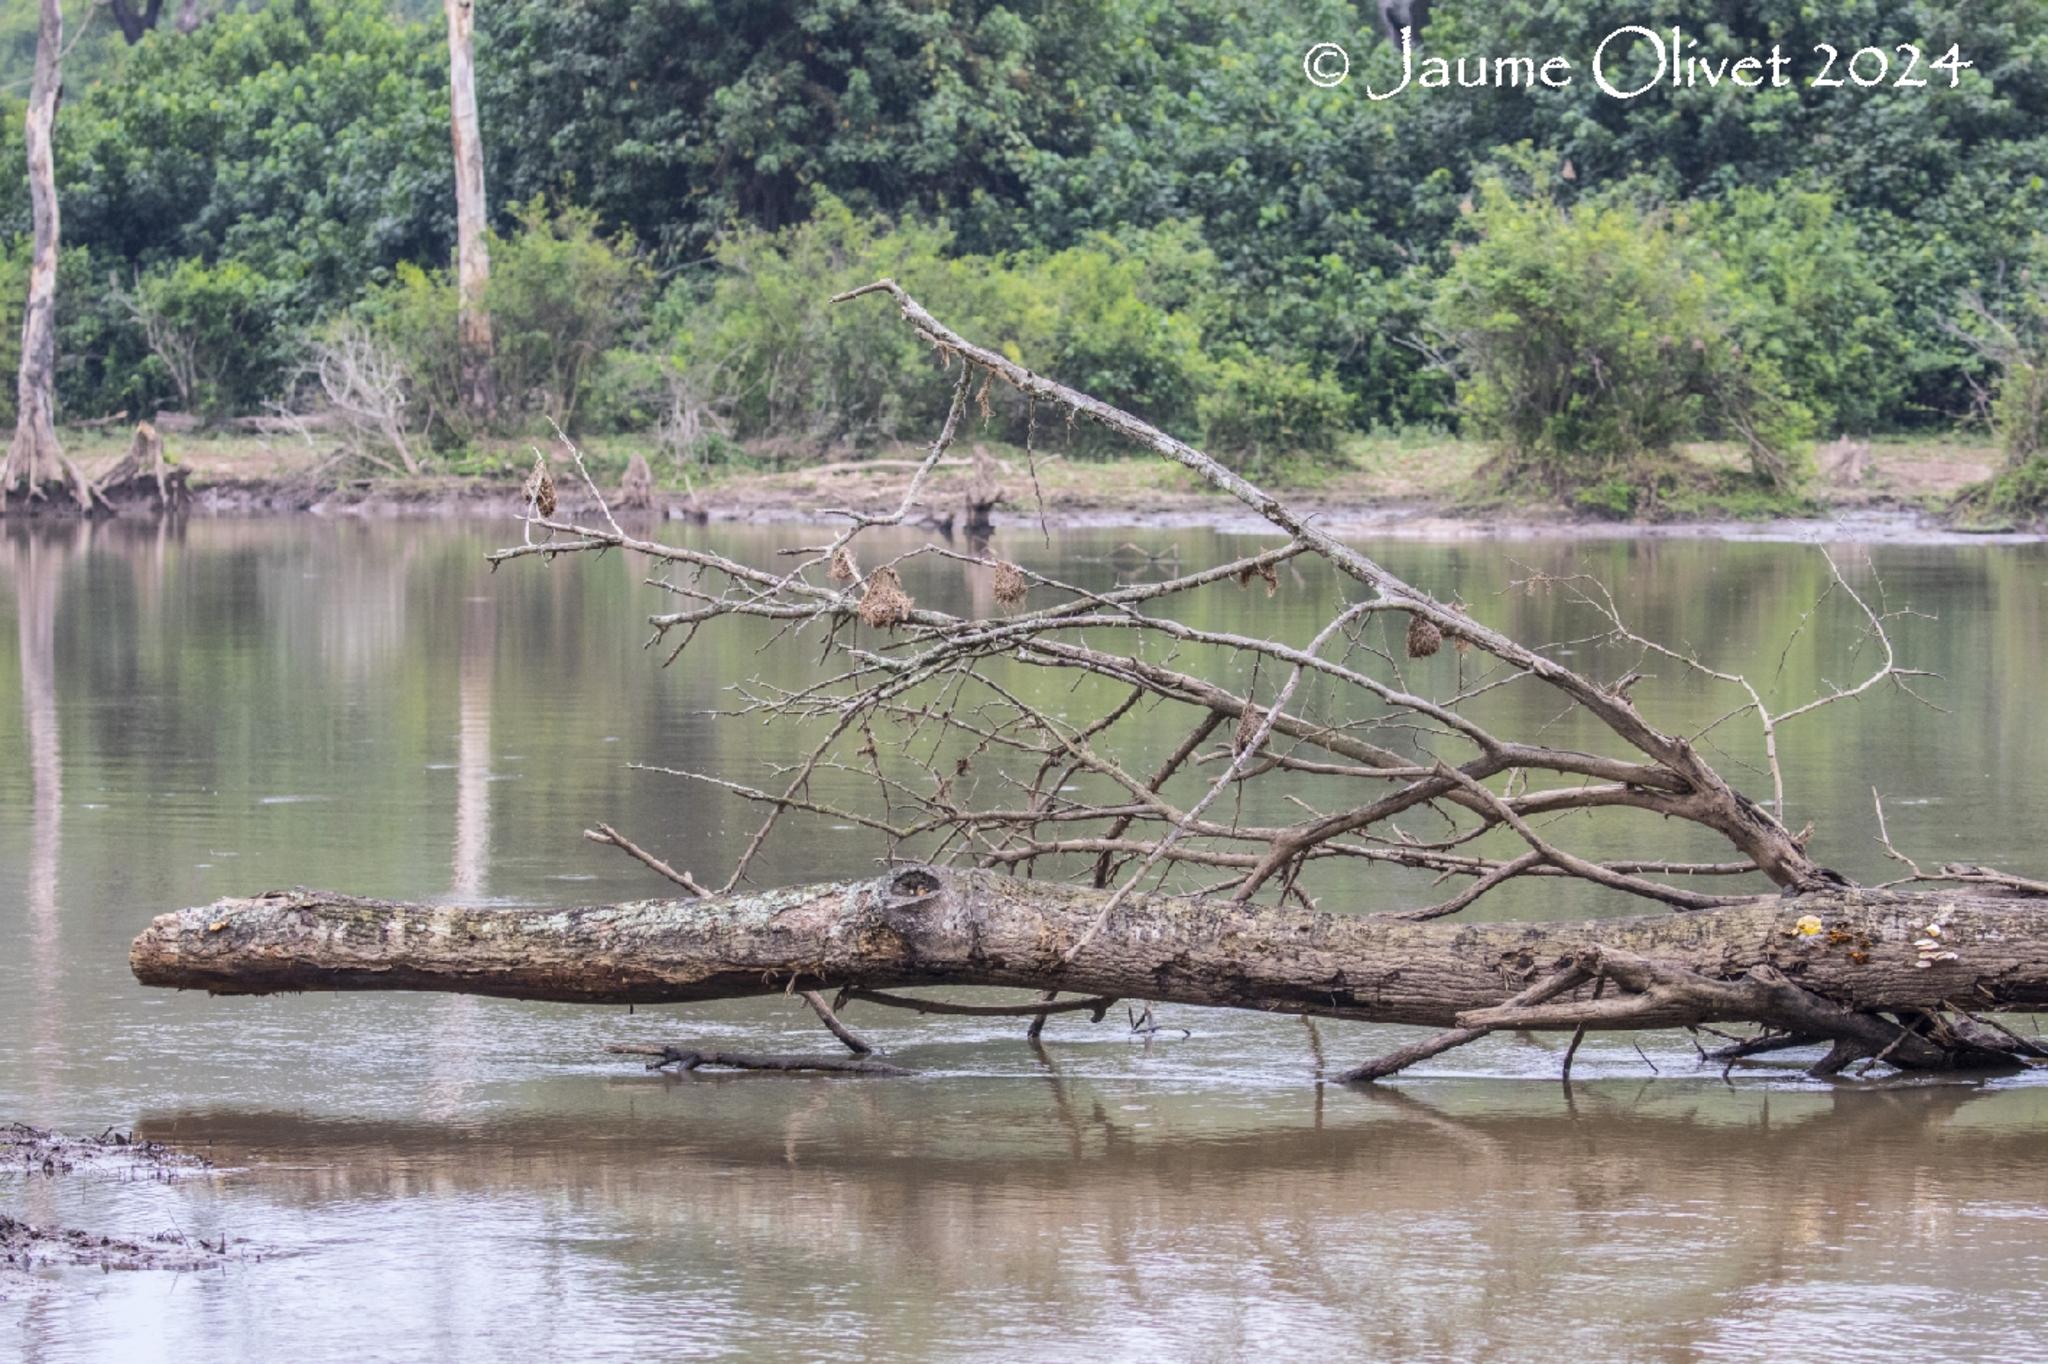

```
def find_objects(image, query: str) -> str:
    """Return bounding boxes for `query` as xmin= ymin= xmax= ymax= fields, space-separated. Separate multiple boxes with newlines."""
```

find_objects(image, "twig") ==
xmin=583 ymin=824 xmax=711 ymax=897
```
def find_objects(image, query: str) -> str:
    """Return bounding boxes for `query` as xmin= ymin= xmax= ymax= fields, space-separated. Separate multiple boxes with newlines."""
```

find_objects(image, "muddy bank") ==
xmin=31 ymin=426 xmax=2032 ymax=540
xmin=1 ymin=1123 xmax=238 ymax=1293
xmin=168 ymin=466 xmax=2044 ymax=545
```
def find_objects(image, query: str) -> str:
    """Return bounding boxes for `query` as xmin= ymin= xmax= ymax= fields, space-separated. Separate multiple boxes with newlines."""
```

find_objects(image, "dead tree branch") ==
xmin=134 ymin=283 xmax=2048 ymax=1083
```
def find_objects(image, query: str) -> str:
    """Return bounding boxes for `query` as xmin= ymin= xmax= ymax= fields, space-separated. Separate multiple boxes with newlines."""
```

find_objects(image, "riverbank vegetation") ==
xmin=1 ymin=0 xmax=2045 ymax=518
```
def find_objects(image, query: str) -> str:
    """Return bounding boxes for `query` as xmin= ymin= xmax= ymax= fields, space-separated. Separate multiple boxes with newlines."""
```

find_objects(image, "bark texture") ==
xmin=2 ymin=0 xmax=100 ymax=515
xmin=131 ymin=868 xmax=2048 ymax=1034
xmin=444 ymin=0 xmax=496 ymax=420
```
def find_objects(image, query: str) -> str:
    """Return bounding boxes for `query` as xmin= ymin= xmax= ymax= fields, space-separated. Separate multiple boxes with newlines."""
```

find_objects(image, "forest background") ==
xmin=2 ymin=0 xmax=2044 ymax=517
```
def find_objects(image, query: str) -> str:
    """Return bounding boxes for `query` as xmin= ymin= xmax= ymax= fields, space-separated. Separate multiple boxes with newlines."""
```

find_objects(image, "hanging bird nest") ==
xmin=1406 ymin=612 xmax=1442 ymax=659
xmin=991 ymin=560 xmax=1029 ymax=607
xmin=523 ymin=453 xmax=557 ymax=518
xmin=858 ymin=565 xmax=914 ymax=629
xmin=1235 ymin=562 xmax=1279 ymax=596
xmin=1233 ymin=703 xmax=1265 ymax=757
xmin=829 ymin=547 xmax=859 ymax=584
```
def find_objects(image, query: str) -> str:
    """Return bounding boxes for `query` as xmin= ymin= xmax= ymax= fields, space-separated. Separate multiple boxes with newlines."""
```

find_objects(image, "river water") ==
xmin=3 ymin=516 xmax=2046 ymax=1361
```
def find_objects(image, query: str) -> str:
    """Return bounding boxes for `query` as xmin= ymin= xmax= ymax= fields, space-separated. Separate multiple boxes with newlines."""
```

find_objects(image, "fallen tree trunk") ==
xmin=131 ymin=867 xmax=2048 ymax=1072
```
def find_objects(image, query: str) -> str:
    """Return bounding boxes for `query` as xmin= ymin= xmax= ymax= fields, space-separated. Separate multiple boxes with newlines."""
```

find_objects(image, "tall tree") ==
xmin=2 ymin=0 xmax=100 ymax=513
xmin=444 ymin=0 xmax=495 ymax=420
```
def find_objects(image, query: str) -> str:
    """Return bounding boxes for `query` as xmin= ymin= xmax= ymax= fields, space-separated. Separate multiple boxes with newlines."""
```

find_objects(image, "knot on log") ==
xmin=883 ymin=866 xmax=944 ymax=904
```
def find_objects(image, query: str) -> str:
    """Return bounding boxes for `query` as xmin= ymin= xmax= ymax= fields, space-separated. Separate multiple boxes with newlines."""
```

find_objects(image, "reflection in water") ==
xmin=427 ymin=593 xmax=499 ymax=1119
xmin=451 ymin=593 xmax=496 ymax=901
xmin=99 ymin=1079 xmax=2048 ymax=1360
xmin=2 ymin=519 xmax=2046 ymax=1361
xmin=11 ymin=531 xmax=69 ymax=1105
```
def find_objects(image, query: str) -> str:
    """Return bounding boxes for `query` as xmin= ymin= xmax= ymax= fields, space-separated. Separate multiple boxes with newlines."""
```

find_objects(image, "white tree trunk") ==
xmin=445 ymin=0 xmax=496 ymax=421
xmin=2 ymin=0 xmax=97 ymax=513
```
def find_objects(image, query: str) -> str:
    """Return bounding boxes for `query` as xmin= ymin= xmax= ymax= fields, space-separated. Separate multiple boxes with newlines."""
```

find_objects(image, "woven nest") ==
xmin=1236 ymin=562 xmax=1279 ymax=596
xmin=1406 ymin=613 xmax=1442 ymax=659
xmin=523 ymin=454 xmax=557 ymax=518
xmin=992 ymin=560 xmax=1029 ymax=607
xmin=1233 ymin=703 xmax=1265 ymax=756
xmin=829 ymin=547 xmax=858 ymax=584
xmin=858 ymin=565 xmax=915 ymax=629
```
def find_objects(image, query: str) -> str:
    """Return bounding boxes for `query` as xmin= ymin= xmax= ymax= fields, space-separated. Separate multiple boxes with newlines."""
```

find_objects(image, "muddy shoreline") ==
xmin=2 ymin=1123 xmax=240 ymax=1294
xmin=160 ymin=468 xmax=2045 ymax=546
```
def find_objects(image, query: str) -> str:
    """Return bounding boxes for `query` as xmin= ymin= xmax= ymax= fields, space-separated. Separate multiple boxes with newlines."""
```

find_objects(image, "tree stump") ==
xmin=99 ymin=422 xmax=190 ymax=511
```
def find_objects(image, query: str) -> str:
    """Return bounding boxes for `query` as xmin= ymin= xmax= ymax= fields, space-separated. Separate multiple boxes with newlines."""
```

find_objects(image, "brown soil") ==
xmin=41 ymin=426 xmax=2026 ymax=540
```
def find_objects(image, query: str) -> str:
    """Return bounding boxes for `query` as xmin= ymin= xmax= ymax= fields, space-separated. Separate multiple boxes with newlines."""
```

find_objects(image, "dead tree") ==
xmin=131 ymin=283 xmax=2048 ymax=1081
xmin=98 ymin=421 xmax=191 ymax=510
xmin=444 ymin=0 xmax=497 ymax=421
xmin=2 ymin=0 xmax=103 ymax=516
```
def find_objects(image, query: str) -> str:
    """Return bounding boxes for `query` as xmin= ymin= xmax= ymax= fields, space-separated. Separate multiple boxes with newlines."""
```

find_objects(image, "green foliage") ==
xmin=355 ymin=261 xmax=461 ymax=443
xmin=18 ymin=0 xmax=450 ymax=308
xmin=1197 ymin=353 xmax=1355 ymax=473
xmin=4 ymin=0 xmax=2042 ymax=470
xmin=358 ymin=202 xmax=650 ymax=443
xmin=126 ymin=256 xmax=299 ymax=421
xmin=1435 ymin=172 xmax=1809 ymax=498
xmin=1572 ymin=476 xmax=1642 ymax=521
xmin=0 ymin=239 xmax=168 ymax=425
xmin=476 ymin=0 xmax=1126 ymax=258
xmin=1700 ymin=189 xmax=1905 ymax=434
xmin=658 ymin=199 xmax=1351 ymax=460
xmin=484 ymin=201 xmax=651 ymax=430
xmin=1952 ymin=241 xmax=2048 ymax=515
xmin=656 ymin=196 xmax=959 ymax=448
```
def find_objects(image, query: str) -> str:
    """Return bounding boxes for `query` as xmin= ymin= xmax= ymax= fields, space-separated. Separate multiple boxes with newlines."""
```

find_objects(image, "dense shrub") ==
xmin=484 ymin=202 xmax=651 ymax=430
xmin=658 ymin=200 xmax=1224 ymax=450
xmin=357 ymin=202 xmax=649 ymax=441
xmin=657 ymin=199 xmax=1352 ymax=460
xmin=123 ymin=257 xmax=299 ymax=421
xmin=1954 ymin=243 xmax=2048 ymax=514
xmin=1434 ymin=174 xmax=1809 ymax=498
xmin=655 ymin=197 xmax=957 ymax=448
xmin=0 ymin=241 xmax=164 ymax=425
xmin=1197 ymin=353 xmax=1354 ymax=473
xmin=1701 ymin=189 xmax=1905 ymax=436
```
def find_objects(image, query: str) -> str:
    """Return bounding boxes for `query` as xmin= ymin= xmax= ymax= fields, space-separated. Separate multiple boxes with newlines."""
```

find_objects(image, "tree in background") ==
xmin=443 ymin=0 xmax=494 ymax=421
xmin=1434 ymin=170 xmax=1807 ymax=515
xmin=1953 ymin=240 xmax=2048 ymax=518
xmin=2 ymin=0 xmax=99 ymax=511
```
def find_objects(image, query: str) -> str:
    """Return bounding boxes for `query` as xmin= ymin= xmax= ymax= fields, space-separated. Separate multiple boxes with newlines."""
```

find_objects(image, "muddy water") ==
xmin=2 ymin=518 xmax=2046 ymax=1361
